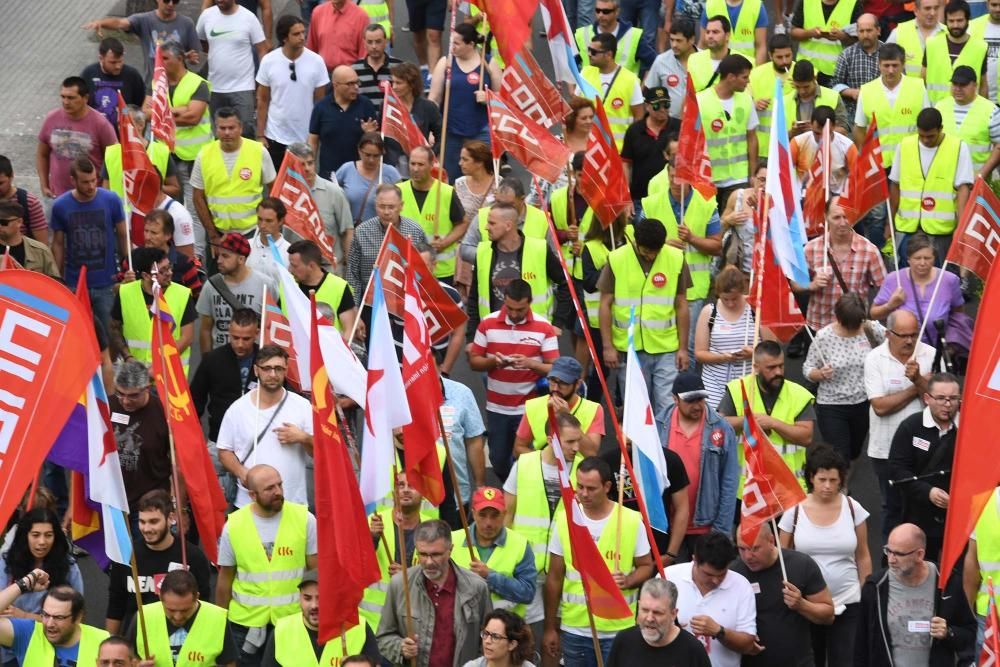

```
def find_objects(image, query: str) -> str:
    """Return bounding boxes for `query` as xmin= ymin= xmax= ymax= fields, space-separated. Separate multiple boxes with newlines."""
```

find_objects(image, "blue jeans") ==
xmin=616 ymin=350 xmax=678 ymax=445
xmin=89 ymin=285 xmax=115 ymax=343
xmin=230 ymin=622 xmax=271 ymax=667
xmin=687 ymin=297 xmax=705 ymax=365
xmin=486 ymin=410 xmax=522 ymax=483
xmin=562 ymin=630 xmax=614 ymax=667
xmin=443 ymin=127 xmax=490 ymax=185
xmin=618 ymin=0 xmax=660 ymax=52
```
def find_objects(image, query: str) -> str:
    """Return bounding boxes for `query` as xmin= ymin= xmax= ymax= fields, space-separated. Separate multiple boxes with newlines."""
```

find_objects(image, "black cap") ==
xmin=644 ymin=86 xmax=669 ymax=105
xmin=672 ymin=372 xmax=709 ymax=401
xmin=951 ymin=65 xmax=977 ymax=86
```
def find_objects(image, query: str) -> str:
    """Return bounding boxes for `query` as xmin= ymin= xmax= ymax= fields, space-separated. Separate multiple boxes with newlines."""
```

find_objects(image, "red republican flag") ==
xmin=365 ymin=225 xmax=468 ymax=344
xmin=579 ymin=99 xmax=631 ymax=228
xmin=675 ymin=73 xmax=716 ymax=199
xmin=270 ymin=151 xmax=338 ymax=267
xmin=981 ymin=577 xmax=1000 ymax=667
xmin=150 ymin=285 xmax=227 ymax=563
xmin=938 ymin=255 xmax=1000 ymax=584
xmin=946 ymin=177 xmax=1000 ymax=280
xmin=487 ymin=92 xmax=570 ymax=185
xmin=468 ymin=0 xmax=538 ymax=66
xmin=738 ymin=379 xmax=806 ymax=545
xmin=500 ymin=48 xmax=572 ymax=129
xmin=837 ymin=116 xmax=888 ymax=225
xmin=310 ymin=295 xmax=381 ymax=642
xmin=263 ymin=290 xmax=301 ymax=391
xmin=400 ymin=249 xmax=446 ymax=505
xmin=547 ymin=408 xmax=633 ymax=620
xmin=150 ymin=45 xmax=176 ymax=152
xmin=381 ymin=81 xmax=431 ymax=156
xmin=801 ymin=120 xmax=830 ymax=238
xmin=117 ymin=93 xmax=161 ymax=246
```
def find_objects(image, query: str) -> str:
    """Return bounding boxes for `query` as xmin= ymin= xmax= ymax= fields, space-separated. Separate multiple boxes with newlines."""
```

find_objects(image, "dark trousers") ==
xmin=486 ymin=410 xmax=522 ymax=483
xmin=869 ymin=456 xmax=902 ymax=543
xmin=231 ymin=622 xmax=272 ymax=667
xmin=265 ymin=138 xmax=288 ymax=172
xmin=816 ymin=401 xmax=870 ymax=463
xmin=812 ymin=602 xmax=860 ymax=667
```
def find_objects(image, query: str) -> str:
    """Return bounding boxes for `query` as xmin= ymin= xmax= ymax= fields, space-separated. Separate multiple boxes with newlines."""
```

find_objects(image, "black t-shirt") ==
xmin=730 ymin=549 xmax=828 ymax=667
xmin=109 ymin=395 xmax=173 ymax=505
xmin=620 ymin=118 xmax=675 ymax=200
xmin=107 ymin=538 xmax=213 ymax=623
xmin=298 ymin=270 xmax=356 ymax=314
xmin=127 ymin=602 xmax=239 ymax=664
xmin=81 ymin=62 xmax=147 ymax=128
xmin=607 ymin=626 xmax=712 ymax=666
xmin=408 ymin=185 xmax=466 ymax=225
xmin=111 ymin=283 xmax=199 ymax=326
xmin=0 ymin=242 xmax=26 ymax=267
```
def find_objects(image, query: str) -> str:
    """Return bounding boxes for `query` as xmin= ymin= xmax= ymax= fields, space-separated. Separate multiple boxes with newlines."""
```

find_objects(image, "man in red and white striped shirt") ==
xmin=468 ymin=278 xmax=559 ymax=482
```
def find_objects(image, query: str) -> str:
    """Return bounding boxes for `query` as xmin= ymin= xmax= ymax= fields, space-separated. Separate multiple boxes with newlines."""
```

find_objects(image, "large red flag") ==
xmin=150 ymin=45 xmax=176 ymax=152
xmin=468 ymin=0 xmax=538 ymax=66
xmin=500 ymin=48 xmax=571 ymax=129
xmin=946 ymin=177 xmax=1000 ymax=280
xmin=270 ymin=152 xmax=338 ymax=267
xmin=738 ymin=379 xmax=806 ymax=545
xmin=981 ymin=577 xmax=1000 ymax=667
xmin=837 ymin=116 xmax=888 ymax=225
xmin=938 ymin=254 xmax=1000 ymax=585
xmin=381 ymin=81 xmax=430 ymax=156
xmin=310 ymin=295 xmax=381 ymax=641
xmin=801 ymin=120 xmax=830 ymax=238
xmin=117 ymin=93 xmax=161 ymax=246
xmin=400 ymin=248 xmax=446 ymax=505
xmin=487 ymin=92 xmax=570 ymax=185
xmin=0 ymin=271 xmax=100 ymax=530
xmin=748 ymin=191 xmax=806 ymax=342
xmin=150 ymin=285 xmax=227 ymax=563
xmin=674 ymin=73 xmax=716 ymax=199
xmin=580 ymin=99 xmax=631 ymax=228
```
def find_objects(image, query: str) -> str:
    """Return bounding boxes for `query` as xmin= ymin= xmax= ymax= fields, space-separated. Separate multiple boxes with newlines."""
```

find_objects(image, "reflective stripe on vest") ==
xmin=274 ymin=611 xmax=367 ymax=666
xmin=524 ymin=395 xmax=600 ymax=449
xmin=925 ymin=34 xmax=987 ymax=102
xmin=361 ymin=508 xmax=396 ymax=630
xmin=24 ymin=623 xmax=108 ymax=667
xmin=895 ymin=134 xmax=962 ymax=234
xmin=706 ymin=0 xmax=762 ymax=62
xmin=120 ymin=280 xmax=192 ymax=371
xmin=893 ymin=20 xmax=942 ymax=78
xmin=640 ymin=188 xmax=718 ymax=300
xmin=858 ymin=76 xmax=927 ymax=167
xmin=581 ymin=239 xmax=610 ymax=327
xmin=728 ymin=376 xmax=815 ymax=493
xmin=316 ymin=272 xmax=350 ymax=331
xmin=104 ymin=141 xmax=171 ymax=203
xmin=138 ymin=601 xmax=228 ymax=667
xmin=399 ymin=180 xmax=458 ymax=277
xmin=698 ymin=88 xmax=752 ymax=184
xmin=608 ymin=243 xmax=684 ymax=353
xmin=358 ymin=0 xmax=392 ymax=39
xmin=556 ymin=505 xmax=640 ymax=631
xmin=228 ymin=501 xmax=309 ymax=626
xmin=800 ymin=0 xmax=859 ymax=75
xmin=782 ymin=85 xmax=840 ymax=130
xmin=750 ymin=62 xmax=794 ymax=158
xmin=550 ymin=186 xmax=596 ymax=269
xmin=201 ymin=139 xmax=265 ymax=232
xmin=451 ymin=527 xmax=532 ymax=616
xmin=511 ymin=450 xmax=581 ymax=572
xmin=171 ymin=71 xmax=213 ymax=161
xmin=477 ymin=205 xmax=549 ymax=240
xmin=575 ymin=25 xmax=643 ymax=75
xmin=582 ymin=65 xmax=641 ymax=150
xmin=974 ymin=490 xmax=1000 ymax=616
xmin=476 ymin=238 xmax=553 ymax=320
xmin=937 ymin=96 xmax=995 ymax=167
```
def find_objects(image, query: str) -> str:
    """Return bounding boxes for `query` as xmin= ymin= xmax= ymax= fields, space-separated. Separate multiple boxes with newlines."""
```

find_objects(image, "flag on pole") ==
xmin=982 ymin=577 xmax=1000 ymax=667
xmin=262 ymin=290 xmax=301 ymax=391
xmin=579 ymin=100 xmax=631 ymax=228
xmin=487 ymin=92 xmax=571 ymax=185
xmin=150 ymin=45 xmax=176 ymax=152
xmin=622 ymin=308 xmax=669 ymax=534
xmin=675 ymin=73 xmax=716 ymax=199
xmin=738 ymin=380 xmax=806 ymax=545
xmin=538 ymin=0 xmax=600 ymax=98
xmin=764 ymin=79 xmax=811 ymax=285
xmin=838 ymin=117 xmax=889 ymax=225
xmin=117 ymin=93 xmax=161 ymax=245
xmin=945 ymin=176 xmax=1000 ymax=280
xmin=401 ymin=249 xmax=446 ymax=506
xmin=748 ymin=217 xmax=806 ymax=343
xmin=270 ymin=152 xmax=338 ymax=267
xmin=359 ymin=270 xmax=412 ymax=513
xmin=500 ymin=48 xmax=572 ymax=129
xmin=802 ymin=119 xmax=831 ymax=238
xmin=310 ymin=295 xmax=381 ymax=642
xmin=381 ymin=81 xmax=431 ymax=156
xmin=467 ymin=0 xmax=537 ymax=66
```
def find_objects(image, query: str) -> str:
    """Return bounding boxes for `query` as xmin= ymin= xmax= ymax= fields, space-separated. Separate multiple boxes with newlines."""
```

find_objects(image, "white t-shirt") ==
xmin=719 ymin=96 xmax=760 ymax=130
xmin=196 ymin=6 xmax=266 ymax=93
xmin=246 ymin=232 xmax=290 ymax=292
xmin=156 ymin=196 xmax=195 ymax=248
xmin=888 ymin=140 xmax=975 ymax=187
xmin=599 ymin=68 xmax=644 ymax=106
xmin=854 ymin=80 xmax=932 ymax=127
xmin=217 ymin=506 xmax=318 ymax=565
xmin=983 ymin=21 xmax=1000 ymax=102
xmin=256 ymin=48 xmax=330 ymax=144
xmin=665 ymin=562 xmax=757 ymax=667
xmin=777 ymin=495 xmax=870 ymax=611
xmin=864 ymin=341 xmax=936 ymax=459
xmin=217 ymin=388 xmax=314 ymax=507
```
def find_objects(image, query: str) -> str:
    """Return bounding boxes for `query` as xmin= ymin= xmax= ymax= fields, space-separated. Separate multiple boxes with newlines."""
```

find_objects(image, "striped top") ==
xmin=702 ymin=301 xmax=754 ymax=410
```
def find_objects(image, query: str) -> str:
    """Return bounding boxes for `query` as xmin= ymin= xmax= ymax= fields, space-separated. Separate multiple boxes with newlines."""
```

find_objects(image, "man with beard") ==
xmin=105 ymin=490 xmax=212 ymax=636
xmin=923 ymin=0 xmax=989 ymax=103
xmin=216 ymin=464 xmax=318 ymax=666
xmin=719 ymin=340 xmax=816 ymax=491
xmin=749 ymin=33 xmax=795 ymax=161
xmin=263 ymin=570 xmax=380 ymax=666
xmin=607 ymin=578 xmax=711 ymax=664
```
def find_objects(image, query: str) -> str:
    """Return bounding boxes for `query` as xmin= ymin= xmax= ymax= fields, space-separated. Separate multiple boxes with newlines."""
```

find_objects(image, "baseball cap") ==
xmin=471 ymin=487 xmax=506 ymax=512
xmin=951 ymin=65 xmax=977 ymax=86
xmin=219 ymin=232 xmax=251 ymax=257
xmin=299 ymin=569 xmax=318 ymax=588
xmin=644 ymin=86 xmax=669 ymax=105
xmin=672 ymin=372 xmax=709 ymax=401
xmin=549 ymin=356 xmax=583 ymax=384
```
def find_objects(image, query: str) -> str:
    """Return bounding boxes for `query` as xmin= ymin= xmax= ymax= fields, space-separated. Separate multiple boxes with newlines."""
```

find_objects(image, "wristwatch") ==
xmin=714 ymin=626 xmax=727 ymax=642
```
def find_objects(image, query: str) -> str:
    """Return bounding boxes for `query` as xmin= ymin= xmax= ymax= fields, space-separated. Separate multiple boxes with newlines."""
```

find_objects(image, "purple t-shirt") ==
xmin=50 ymin=188 xmax=125 ymax=289
xmin=873 ymin=268 xmax=963 ymax=344
xmin=38 ymin=108 xmax=118 ymax=195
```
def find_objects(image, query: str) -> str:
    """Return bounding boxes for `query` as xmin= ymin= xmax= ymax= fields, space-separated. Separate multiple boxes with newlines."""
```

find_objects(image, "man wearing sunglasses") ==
xmin=621 ymin=87 xmax=677 ymax=207
xmin=0 ymin=200 xmax=58 ymax=278
xmin=575 ymin=0 xmax=657 ymax=76
xmin=580 ymin=32 xmax=645 ymax=150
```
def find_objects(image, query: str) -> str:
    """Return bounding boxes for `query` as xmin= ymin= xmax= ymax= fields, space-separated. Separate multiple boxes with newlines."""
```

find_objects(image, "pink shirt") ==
xmin=306 ymin=1 xmax=369 ymax=70
xmin=38 ymin=108 xmax=118 ymax=196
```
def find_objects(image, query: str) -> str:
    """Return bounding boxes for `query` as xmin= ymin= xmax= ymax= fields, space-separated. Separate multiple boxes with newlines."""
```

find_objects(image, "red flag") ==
xmin=270 ymin=151 xmax=338 ymax=267
xmin=946 ymin=177 xmax=1000 ymax=280
xmin=0 ymin=248 xmax=25 ymax=271
xmin=938 ymin=254 xmax=1000 ymax=584
xmin=400 ymin=248 xmax=446 ymax=505
xmin=801 ymin=120 xmax=830 ymax=238
xmin=837 ymin=116 xmax=888 ymax=225
xmin=981 ymin=577 xmax=1000 ymax=667
xmin=263 ymin=290 xmax=301 ymax=391
xmin=117 ymin=93 xmax=161 ymax=246
xmin=365 ymin=225 xmax=468 ymax=343
xmin=150 ymin=45 xmax=176 ymax=152
xmin=310 ymin=295 xmax=381 ymax=642
xmin=468 ymin=0 xmax=537 ymax=66
xmin=675 ymin=73 xmax=716 ymax=199
xmin=547 ymin=408 xmax=633 ymax=619
xmin=487 ymin=92 xmax=570 ymax=185
xmin=500 ymin=48 xmax=571 ymax=129
xmin=747 ymin=194 xmax=805 ymax=342
xmin=579 ymin=99 xmax=631 ymax=228
xmin=150 ymin=286 xmax=227 ymax=563
xmin=381 ymin=81 xmax=431 ymax=156
xmin=738 ymin=379 xmax=806 ymax=545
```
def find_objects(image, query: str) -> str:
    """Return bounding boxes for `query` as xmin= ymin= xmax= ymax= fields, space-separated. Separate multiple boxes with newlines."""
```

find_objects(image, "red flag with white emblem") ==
xmin=579 ymin=99 xmax=631 ymax=228
xmin=837 ymin=116 xmax=888 ymax=225
xmin=270 ymin=151 xmax=338 ymax=267
xmin=802 ymin=119 xmax=830 ymax=238
xmin=486 ymin=91 xmax=570 ymax=184
xmin=500 ymin=48 xmax=571 ymax=129
xmin=945 ymin=176 xmax=1000 ymax=280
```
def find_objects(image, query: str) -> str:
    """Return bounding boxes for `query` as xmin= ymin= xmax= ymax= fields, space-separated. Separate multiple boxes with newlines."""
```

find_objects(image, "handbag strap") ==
xmin=354 ymin=169 xmax=379 ymax=226
xmin=239 ymin=389 xmax=289 ymax=465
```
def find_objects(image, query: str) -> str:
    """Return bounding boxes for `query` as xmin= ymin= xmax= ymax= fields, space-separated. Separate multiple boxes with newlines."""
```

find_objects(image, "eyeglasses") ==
xmin=289 ymin=61 xmax=297 ymax=82
xmin=888 ymin=330 xmax=918 ymax=340
xmin=40 ymin=611 xmax=73 ymax=622
xmin=649 ymin=101 xmax=668 ymax=111
xmin=595 ymin=6 xmax=617 ymax=13
xmin=115 ymin=388 xmax=149 ymax=401
xmin=587 ymin=47 xmax=609 ymax=56
xmin=883 ymin=545 xmax=919 ymax=558
xmin=257 ymin=365 xmax=288 ymax=374
xmin=929 ymin=395 xmax=961 ymax=404
xmin=481 ymin=630 xmax=509 ymax=642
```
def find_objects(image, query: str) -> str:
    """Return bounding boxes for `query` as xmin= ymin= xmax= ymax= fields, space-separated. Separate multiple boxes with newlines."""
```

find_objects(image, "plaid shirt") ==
xmin=805 ymin=232 xmax=886 ymax=330
xmin=831 ymin=41 xmax=883 ymax=127
xmin=346 ymin=215 xmax=427 ymax=300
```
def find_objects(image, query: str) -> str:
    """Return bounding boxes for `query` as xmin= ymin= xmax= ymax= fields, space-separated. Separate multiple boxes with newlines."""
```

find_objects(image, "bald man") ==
xmin=855 ymin=524 xmax=975 ymax=666
xmin=216 ymin=464 xmax=319 ymax=666
xmin=831 ymin=13 xmax=883 ymax=129
xmin=308 ymin=65 xmax=379 ymax=179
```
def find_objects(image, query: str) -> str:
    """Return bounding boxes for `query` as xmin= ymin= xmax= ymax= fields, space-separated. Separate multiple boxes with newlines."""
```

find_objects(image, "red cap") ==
xmin=219 ymin=232 xmax=251 ymax=257
xmin=471 ymin=487 xmax=505 ymax=512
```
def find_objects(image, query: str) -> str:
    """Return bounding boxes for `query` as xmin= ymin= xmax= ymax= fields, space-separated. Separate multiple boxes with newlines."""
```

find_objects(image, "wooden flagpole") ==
xmin=127 ymin=516 xmax=151 ymax=658
xmin=434 ymin=404 xmax=476 ymax=561
xmin=432 ymin=0 xmax=461 ymax=239
xmin=392 ymin=465 xmax=417 ymax=667
xmin=250 ymin=282 xmax=268 ymax=468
